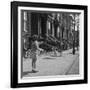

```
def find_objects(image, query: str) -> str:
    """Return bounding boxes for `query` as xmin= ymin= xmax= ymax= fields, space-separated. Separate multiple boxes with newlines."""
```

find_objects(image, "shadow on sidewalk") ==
xmin=42 ymin=57 xmax=56 ymax=60
xmin=22 ymin=70 xmax=39 ymax=76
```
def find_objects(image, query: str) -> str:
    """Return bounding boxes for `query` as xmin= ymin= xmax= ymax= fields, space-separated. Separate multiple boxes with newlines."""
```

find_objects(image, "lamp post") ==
xmin=69 ymin=14 xmax=76 ymax=55
xmin=72 ymin=25 xmax=75 ymax=54
xmin=72 ymin=14 xmax=76 ymax=55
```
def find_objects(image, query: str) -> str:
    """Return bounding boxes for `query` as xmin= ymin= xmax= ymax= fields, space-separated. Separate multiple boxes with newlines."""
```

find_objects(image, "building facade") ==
xmin=21 ymin=10 xmax=80 ymax=53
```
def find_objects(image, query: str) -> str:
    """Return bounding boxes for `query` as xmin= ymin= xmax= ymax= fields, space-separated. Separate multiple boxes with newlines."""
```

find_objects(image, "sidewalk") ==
xmin=22 ymin=49 xmax=79 ymax=77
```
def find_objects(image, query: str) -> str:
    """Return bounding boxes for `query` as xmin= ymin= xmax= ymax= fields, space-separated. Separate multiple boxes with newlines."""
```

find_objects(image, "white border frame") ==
xmin=18 ymin=6 xmax=84 ymax=83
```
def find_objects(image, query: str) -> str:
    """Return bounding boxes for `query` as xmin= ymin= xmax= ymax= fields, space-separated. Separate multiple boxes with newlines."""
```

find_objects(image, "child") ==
xmin=52 ymin=47 xmax=57 ymax=56
xmin=30 ymin=35 xmax=43 ymax=72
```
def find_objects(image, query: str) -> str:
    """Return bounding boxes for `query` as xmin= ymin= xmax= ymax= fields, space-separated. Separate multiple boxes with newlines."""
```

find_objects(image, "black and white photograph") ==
xmin=21 ymin=10 xmax=80 ymax=77
xmin=11 ymin=1 xmax=87 ymax=88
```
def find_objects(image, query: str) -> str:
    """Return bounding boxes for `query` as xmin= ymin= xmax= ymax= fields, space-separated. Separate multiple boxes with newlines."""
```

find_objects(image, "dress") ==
xmin=30 ymin=41 xmax=38 ymax=59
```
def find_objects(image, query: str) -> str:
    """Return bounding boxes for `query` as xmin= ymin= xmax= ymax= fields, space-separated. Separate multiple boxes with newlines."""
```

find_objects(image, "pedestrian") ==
xmin=30 ymin=35 xmax=43 ymax=72
xmin=52 ymin=47 xmax=57 ymax=56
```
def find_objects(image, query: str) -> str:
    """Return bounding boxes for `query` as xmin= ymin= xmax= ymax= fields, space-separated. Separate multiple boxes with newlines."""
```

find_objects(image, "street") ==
xmin=22 ymin=49 xmax=79 ymax=77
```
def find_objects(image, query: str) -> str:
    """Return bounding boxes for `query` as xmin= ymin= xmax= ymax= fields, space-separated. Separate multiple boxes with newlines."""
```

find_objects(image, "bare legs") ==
xmin=32 ymin=58 xmax=37 ymax=72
